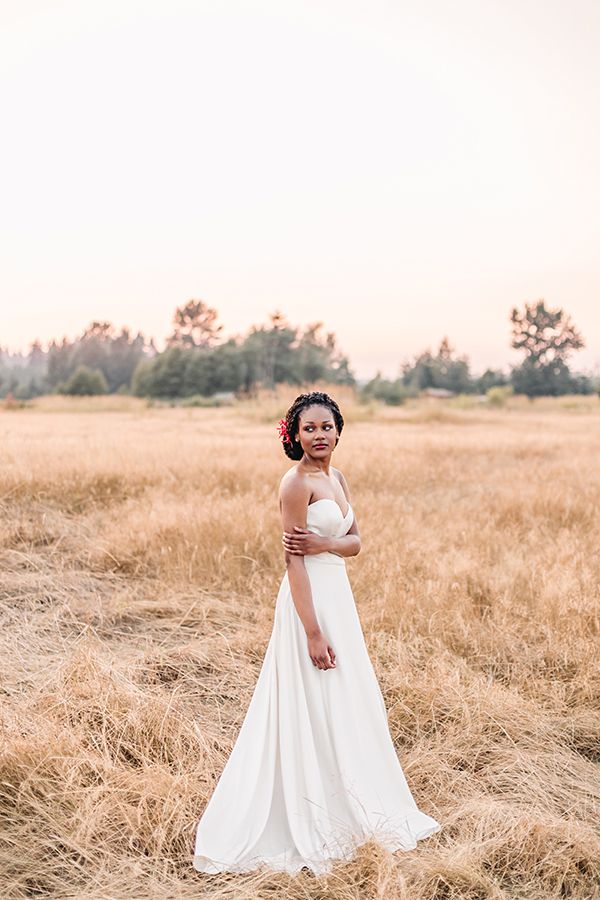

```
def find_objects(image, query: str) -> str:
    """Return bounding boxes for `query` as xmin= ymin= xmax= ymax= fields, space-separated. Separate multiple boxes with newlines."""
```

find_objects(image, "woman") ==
xmin=193 ymin=390 xmax=440 ymax=875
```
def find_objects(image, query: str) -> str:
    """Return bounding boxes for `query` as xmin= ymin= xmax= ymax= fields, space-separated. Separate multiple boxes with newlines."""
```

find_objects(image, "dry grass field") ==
xmin=1 ymin=386 xmax=599 ymax=899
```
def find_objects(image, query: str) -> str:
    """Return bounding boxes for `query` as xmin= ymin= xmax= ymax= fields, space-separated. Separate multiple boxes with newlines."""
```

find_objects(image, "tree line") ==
xmin=365 ymin=301 xmax=595 ymax=404
xmin=0 ymin=299 xmax=597 ymax=403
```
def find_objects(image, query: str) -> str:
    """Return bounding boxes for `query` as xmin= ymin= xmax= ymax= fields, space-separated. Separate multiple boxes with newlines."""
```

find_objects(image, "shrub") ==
xmin=487 ymin=385 xmax=514 ymax=407
xmin=58 ymin=365 xmax=109 ymax=396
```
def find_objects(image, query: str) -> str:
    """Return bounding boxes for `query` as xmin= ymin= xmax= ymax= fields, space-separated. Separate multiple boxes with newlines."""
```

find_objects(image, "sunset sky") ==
xmin=1 ymin=0 xmax=599 ymax=379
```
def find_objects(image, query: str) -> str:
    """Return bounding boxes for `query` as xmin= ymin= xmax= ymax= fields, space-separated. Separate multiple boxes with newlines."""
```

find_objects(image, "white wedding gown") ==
xmin=193 ymin=499 xmax=440 ymax=875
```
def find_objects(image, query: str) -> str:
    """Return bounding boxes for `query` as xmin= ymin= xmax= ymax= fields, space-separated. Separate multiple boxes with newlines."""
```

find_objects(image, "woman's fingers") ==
xmin=281 ymin=533 xmax=305 ymax=554
xmin=311 ymin=653 xmax=336 ymax=670
xmin=311 ymin=654 xmax=335 ymax=670
xmin=282 ymin=540 xmax=304 ymax=555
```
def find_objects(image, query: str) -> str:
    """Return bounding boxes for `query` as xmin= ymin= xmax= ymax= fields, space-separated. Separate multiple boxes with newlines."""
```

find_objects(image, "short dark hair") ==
xmin=280 ymin=391 xmax=344 ymax=460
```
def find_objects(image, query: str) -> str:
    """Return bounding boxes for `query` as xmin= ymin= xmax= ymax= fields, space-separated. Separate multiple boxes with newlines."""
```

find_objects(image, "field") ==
xmin=1 ymin=387 xmax=599 ymax=899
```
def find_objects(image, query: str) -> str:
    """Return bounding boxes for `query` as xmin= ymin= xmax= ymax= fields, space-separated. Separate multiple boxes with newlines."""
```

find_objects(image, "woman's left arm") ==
xmin=325 ymin=528 xmax=361 ymax=558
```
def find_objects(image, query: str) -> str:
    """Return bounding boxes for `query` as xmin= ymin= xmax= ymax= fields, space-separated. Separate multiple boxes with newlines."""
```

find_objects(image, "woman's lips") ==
xmin=314 ymin=444 xmax=327 ymax=449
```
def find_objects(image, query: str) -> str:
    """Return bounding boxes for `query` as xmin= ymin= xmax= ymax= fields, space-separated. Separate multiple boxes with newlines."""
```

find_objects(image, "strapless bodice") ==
xmin=304 ymin=499 xmax=354 ymax=566
xmin=306 ymin=498 xmax=354 ymax=536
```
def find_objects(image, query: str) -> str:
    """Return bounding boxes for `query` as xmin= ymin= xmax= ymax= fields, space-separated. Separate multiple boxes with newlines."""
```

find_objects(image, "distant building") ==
xmin=213 ymin=391 xmax=236 ymax=402
xmin=421 ymin=387 xmax=454 ymax=398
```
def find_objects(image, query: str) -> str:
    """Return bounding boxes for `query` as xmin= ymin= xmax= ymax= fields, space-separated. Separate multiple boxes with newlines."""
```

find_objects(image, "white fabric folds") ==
xmin=193 ymin=499 xmax=440 ymax=874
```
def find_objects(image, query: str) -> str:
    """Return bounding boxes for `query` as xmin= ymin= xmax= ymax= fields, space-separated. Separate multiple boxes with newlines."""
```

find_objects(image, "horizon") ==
xmin=2 ymin=302 xmax=598 ymax=383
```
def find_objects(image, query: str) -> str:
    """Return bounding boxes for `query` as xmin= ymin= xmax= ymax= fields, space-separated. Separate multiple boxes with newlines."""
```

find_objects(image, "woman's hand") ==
xmin=282 ymin=527 xmax=329 ymax=556
xmin=307 ymin=631 xmax=336 ymax=670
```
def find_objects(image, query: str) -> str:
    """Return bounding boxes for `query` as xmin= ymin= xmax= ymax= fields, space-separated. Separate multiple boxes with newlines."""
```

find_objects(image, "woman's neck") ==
xmin=300 ymin=455 xmax=331 ymax=475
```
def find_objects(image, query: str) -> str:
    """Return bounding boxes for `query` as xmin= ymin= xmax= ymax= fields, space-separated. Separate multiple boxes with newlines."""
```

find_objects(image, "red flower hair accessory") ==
xmin=277 ymin=417 xmax=293 ymax=445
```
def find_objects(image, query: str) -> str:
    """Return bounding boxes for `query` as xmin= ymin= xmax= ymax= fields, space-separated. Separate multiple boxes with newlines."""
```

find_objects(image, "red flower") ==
xmin=277 ymin=417 xmax=293 ymax=445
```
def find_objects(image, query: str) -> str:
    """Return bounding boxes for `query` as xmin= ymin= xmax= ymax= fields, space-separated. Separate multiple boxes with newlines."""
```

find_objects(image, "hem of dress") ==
xmin=193 ymin=812 xmax=441 ymax=876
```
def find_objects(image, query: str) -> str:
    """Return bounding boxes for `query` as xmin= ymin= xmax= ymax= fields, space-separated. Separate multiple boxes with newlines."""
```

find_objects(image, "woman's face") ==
xmin=296 ymin=404 xmax=337 ymax=456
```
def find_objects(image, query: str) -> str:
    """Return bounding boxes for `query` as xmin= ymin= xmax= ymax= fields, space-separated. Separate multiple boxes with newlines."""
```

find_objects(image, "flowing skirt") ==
xmin=193 ymin=552 xmax=440 ymax=874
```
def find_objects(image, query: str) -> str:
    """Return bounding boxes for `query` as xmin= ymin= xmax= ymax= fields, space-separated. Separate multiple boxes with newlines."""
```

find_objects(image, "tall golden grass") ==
xmin=1 ymin=387 xmax=599 ymax=898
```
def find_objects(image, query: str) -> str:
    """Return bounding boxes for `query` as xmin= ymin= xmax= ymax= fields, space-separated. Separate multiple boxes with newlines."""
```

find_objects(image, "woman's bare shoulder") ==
xmin=330 ymin=464 xmax=346 ymax=484
xmin=278 ymin=466 xmax=312 ymax=523
xmin=331 ymin=466 xmax=351 ymax=499
xmin=279 ymin=465 xmax=309 ymax=499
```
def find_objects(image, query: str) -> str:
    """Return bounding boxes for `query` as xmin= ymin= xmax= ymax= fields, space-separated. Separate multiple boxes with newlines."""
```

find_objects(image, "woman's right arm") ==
xmin=279 ymin=479 xmax=336 ymax=670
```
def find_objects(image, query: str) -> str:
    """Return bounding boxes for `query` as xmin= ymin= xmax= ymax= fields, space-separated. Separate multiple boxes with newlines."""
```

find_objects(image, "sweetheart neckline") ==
xmin=307 ymin=497 xmax=352 ymax=519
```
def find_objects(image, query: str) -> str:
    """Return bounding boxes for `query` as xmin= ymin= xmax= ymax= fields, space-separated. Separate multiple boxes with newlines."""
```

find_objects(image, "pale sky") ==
xmin=1 ymin=0 xmax=599 ymax=379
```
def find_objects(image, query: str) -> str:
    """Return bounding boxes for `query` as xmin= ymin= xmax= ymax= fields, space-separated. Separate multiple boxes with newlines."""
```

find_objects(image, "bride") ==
xmin=193 ymin=390 xmax=440 ymax=875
